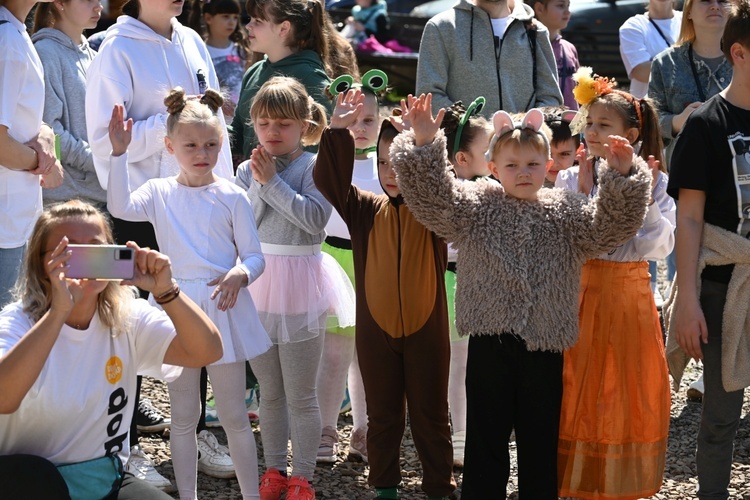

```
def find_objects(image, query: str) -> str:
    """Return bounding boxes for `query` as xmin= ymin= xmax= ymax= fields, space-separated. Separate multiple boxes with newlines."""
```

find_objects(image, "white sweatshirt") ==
xmin=86 ymin=16 xmax=233 ymax=191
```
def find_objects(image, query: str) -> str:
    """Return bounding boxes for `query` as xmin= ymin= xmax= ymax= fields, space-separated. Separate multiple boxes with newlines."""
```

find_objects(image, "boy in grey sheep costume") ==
xmin=390 ymin=99 xmax=652 ymax=499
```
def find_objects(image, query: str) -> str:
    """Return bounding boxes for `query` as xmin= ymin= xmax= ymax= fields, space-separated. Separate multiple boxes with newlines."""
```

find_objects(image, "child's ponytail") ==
xmin=635 ymin=98 xmax=666 ymax=172
xmin=303 ymin=98 xmax=328 ymax=147
xmin=187 ymin=0 xmax=206 ymax=37
xmin=32 ymin=4 xmax=56 ymax=33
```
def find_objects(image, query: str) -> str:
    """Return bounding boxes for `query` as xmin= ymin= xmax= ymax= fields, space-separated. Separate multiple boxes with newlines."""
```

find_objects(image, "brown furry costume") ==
xmin=313 ymin=127 xmax=455 ymax=497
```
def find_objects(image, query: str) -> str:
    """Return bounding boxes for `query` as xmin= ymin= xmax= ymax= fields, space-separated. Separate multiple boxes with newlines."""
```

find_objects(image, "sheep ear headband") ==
xmin=485 ymin=108 xmax=550 ymax=162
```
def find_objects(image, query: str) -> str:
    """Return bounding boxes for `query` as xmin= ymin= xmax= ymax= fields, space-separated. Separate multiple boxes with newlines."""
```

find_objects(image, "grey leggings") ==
xmin=250 ymin=334 xmax=324 ymax=480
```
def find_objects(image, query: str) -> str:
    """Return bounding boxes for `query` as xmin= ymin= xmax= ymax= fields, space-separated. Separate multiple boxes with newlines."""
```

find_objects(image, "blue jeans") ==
xmin=696 ymin=279 xmax=746 ymax=500
xmin=0 ymin=245 xmax=25 ymax=308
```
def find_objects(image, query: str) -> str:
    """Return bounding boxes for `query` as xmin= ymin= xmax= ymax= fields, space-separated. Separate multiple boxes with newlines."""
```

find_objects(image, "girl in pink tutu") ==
xmin=235 ymin=76 xmax=356 ymax=500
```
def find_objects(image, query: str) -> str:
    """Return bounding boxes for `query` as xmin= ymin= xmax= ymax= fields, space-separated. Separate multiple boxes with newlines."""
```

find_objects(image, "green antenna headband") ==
xmin=453 ymin=96 xmax=486 ymax=160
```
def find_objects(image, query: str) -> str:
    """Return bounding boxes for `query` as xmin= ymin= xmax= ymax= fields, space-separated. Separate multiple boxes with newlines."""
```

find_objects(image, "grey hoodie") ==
xmin=416 ymin=0 xmax=563 ymax=115
xmin=32 ymin=28 xmax=105 ymax=204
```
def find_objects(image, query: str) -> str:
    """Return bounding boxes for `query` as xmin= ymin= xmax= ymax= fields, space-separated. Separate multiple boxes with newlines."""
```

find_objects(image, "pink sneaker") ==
xmin=357 ymin=35 xmax=393 ymax=54
xmin=384 ymin=39 xmax=413 ymax=53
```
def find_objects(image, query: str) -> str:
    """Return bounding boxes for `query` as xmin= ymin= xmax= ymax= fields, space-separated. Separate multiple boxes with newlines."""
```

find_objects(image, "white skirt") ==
xmin=249 ymin=244 xmax=355 ymax=343
xmin=151 ymin=278 xmax=272 ymax=365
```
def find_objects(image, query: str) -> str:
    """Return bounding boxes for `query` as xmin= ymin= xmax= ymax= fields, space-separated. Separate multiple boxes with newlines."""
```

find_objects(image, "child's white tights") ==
xmin=317 ymin=332 xmax=354 ymax=431
xmin=168 ymin=362 xmax=260 ymax=500
xmin=448 ymin=338 xmax=469 ymax=434
xmin=348 ymin=349 xmax=368 ymax=433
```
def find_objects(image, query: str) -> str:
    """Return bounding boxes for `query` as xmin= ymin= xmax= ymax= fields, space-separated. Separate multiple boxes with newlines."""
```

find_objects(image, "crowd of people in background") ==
xmin=1 ymin=0 xmax=750 ymax=499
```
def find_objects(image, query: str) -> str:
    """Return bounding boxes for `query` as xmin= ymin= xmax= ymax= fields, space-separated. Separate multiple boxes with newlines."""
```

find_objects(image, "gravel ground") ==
xmin=138 ymin=267 xmax=750 ymax=500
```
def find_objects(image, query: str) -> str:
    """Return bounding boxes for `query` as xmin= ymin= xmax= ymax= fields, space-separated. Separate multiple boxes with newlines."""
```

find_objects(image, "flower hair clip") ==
xmin=569 ymin=67 xmax=619 ymax=135
xmin=485 ymin=108 xmax=550 ymax=162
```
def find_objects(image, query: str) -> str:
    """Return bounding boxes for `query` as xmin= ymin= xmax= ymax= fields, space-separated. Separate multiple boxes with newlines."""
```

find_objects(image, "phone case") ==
xmin=66 ymin=245 xmax=135 ymax=281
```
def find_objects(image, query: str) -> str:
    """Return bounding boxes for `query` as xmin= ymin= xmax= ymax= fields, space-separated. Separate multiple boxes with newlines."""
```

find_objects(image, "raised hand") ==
xmin=603 ymin=135 xmax=635 ymax=176
xmin=108 ymin=104 xmax=133 ymax=157
xmin=208 ymin=266 xmax=248 ymax=311
xmin=577 ymin=146 xmax=594 ymax=195
xmin=250 ymin=145 xmax=276 ymax=185
xmin=399 ymin=93 xmax=445 ymax=147
xmin=330 ymin=89 xmax=364 ymax=129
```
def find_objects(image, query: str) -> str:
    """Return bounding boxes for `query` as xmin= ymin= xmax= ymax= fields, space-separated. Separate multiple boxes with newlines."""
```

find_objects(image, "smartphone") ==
xmin=66 ymin=244 xmax=135 ymax=281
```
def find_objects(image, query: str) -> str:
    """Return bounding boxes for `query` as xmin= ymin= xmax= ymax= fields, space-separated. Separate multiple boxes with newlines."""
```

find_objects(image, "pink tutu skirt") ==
xmin=249 ymin=244 xmax=355 ymax=343
xmin=151 ymin=278 xmax=272 ymax=365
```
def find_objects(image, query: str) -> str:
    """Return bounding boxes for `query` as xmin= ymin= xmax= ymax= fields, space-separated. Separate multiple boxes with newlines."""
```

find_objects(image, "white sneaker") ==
xmin=125 ymin=446 xmax=175 ymax=492
xmin=688 ymin=374 xmax=704 ymax=401
xmin=197 ymin=430 xmax=235 ymax=478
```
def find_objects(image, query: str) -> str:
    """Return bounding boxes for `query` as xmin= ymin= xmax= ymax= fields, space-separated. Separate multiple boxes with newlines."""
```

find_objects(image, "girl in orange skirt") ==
xmin=555 ymin=68 xmax=674 ymax=499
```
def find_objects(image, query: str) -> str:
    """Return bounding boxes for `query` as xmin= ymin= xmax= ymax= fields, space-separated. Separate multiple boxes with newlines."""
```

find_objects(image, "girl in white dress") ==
xmin=107 ymin=88 xmax=271 ymax=500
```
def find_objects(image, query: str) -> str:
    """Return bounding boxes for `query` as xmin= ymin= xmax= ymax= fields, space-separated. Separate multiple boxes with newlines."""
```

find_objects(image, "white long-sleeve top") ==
xmin=107 ymin=154 xmax=263 ymax=281
xmin=556 ymin=163 xmax=675 ymax=261
xmin=86 ymin=16 xmax=234 ymax=191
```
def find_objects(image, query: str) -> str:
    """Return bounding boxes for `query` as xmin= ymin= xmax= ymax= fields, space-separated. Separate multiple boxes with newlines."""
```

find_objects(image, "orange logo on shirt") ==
xmin=105 ymin=356 xmax=123 ymax=384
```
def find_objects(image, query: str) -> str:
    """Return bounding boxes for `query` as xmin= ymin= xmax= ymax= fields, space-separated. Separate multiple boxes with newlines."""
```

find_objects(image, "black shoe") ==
xmin=136 ymin=398 xmax=170 ymax=433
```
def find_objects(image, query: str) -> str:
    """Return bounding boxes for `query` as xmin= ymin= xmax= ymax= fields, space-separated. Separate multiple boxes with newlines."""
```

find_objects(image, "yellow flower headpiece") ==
xmin=569 ymin=67 xmax=618 ymax=135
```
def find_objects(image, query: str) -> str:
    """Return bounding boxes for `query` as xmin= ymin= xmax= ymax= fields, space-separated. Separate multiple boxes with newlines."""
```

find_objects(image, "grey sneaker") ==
xmin=197 ymin=430 xmax=235 ymax=478
xmin=317 ymin=426 xmax=339 ymax=463
xmin=125 ymin=446 xmax=175 ymax=492
xmin=348 ymin=427 xmax=368 ymax=463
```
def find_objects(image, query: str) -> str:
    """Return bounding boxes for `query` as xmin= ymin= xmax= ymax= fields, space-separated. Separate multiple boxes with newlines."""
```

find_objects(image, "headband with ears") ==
xmin=329 ymin=69 xmax=389 ymax=97
xmin=485 ymin=108 xmax=550 ymax=162
xmin=561 ymin=110 xmax=577 ymax=123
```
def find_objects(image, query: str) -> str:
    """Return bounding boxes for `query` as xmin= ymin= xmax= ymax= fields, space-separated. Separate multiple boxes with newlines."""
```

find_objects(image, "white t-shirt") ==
xmin=0 ymin=300 xmax=179 ymax=465
xmin=619 ymin=12 xmax=682 ymax=98
xmin=490 ymin=17 xmax=512 ymax=40
xmin=325 ymin=155 xmax=384 ymax=239
xmin=0 ymin=7 xmax=44 ymax=248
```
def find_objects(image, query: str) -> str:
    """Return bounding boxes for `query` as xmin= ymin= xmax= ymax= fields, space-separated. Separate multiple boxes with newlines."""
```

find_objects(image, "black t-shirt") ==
xmin=668 ymin=94 xmax=750 ymax=282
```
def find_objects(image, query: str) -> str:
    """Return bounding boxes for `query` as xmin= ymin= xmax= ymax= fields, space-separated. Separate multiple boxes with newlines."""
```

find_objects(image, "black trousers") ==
xmin=461 ymin=334 xmax=563 ymax=500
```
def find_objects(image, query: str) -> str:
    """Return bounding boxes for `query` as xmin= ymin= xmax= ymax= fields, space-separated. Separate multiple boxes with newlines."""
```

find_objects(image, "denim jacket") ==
xmin=649 ymin=43 xmax=732 ymax=164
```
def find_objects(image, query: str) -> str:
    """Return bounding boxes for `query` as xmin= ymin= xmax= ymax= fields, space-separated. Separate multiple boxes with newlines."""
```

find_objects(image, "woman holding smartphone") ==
xmin=0 ymin=199 xmax=223 ymax=499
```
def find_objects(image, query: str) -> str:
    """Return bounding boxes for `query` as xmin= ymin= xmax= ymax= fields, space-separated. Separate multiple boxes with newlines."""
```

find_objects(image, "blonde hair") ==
xmin=490 ymin=116 xmax=552 ymax=160
xmin=17 ymin=200 xmax=136 ymax=333
xmin=164 ymin=87 xmax=225 ymax=137
xmin=250 ymin=76 xmax=328 ymax=146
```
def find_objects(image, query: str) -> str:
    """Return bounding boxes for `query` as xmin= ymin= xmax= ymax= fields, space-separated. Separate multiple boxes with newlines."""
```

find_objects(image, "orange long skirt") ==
xmin=558 ymin=260 xmax=670 ymax=499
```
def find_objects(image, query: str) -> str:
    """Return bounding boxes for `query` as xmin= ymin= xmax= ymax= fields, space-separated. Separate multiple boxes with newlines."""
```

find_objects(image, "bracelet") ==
xmin=155 ymin=284 xmax=180 ymax=305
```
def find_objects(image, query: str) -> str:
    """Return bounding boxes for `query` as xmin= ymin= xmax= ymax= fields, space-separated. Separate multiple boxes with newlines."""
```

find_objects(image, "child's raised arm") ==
xmin=400 ymin=93 xmax=446 ymax=147
xmin=330 ymin=89 xmax=364 ymax=130
xmin=390 ymin=94 xmax=480 ymax=242
xmin=108 ymin=104 xmax=132 ymax=157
